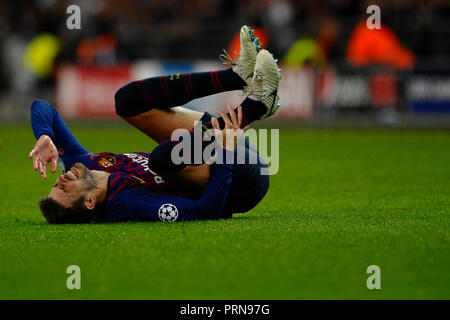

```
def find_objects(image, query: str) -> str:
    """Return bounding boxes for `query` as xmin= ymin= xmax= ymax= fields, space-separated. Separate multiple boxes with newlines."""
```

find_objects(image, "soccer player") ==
xmin=28 ymin=26 xmax=281 ymax=223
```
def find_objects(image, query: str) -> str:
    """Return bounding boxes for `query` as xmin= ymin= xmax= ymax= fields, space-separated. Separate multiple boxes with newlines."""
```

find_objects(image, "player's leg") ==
xmin=125 ymin=35 xmax=279 ymax=195
xmin=115 ymin=66 xmax=249 ymax=142
xmin=115 ymin=68 xmax=246 ymax=120
xmin=115 ymin=25 xmax=261 ymax=142
xmin=115 ymin=66 xmax=248 ymax=142
xmin=223 ymin=140 xmax=270 ymax=217
xmin=124 ymin=107 xmax=204 ymax=143
xmin=145 ymin=48 xmax=280 ymax=203
xmin=195 ymin=112 xmax=270 ymax=218
xmin=165 ymin=128 xmax=271 ymax=214
xmin=147 ymin=49 xmax=281 ymax=176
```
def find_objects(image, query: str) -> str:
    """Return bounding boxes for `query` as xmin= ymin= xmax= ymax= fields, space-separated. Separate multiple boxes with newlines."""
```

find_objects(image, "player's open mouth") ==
xmin=62 ymin=167 xmax=80 ymax=181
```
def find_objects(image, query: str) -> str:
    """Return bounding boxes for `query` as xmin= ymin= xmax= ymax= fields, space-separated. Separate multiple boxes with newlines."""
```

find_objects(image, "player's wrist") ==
xmin=39 ymin=134 xmax=51 ymax=142
xmin=37 ymin=131 xmax=55 ymax=142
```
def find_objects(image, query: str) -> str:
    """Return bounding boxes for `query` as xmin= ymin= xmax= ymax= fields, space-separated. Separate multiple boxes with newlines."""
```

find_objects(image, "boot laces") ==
xmin=219 ymin=49 xmax=237 ymax=66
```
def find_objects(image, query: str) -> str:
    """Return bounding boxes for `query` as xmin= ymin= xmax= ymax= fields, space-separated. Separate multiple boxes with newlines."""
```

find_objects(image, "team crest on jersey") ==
xmin=98 ymin=155 xmax=116 ymax=168
xmin=158 ymin=204 xmax=178 ymax=222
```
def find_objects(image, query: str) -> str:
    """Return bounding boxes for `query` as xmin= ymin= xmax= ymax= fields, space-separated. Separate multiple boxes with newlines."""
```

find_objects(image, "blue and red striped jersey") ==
xmin=30 ymin=99 xmax=232 ymax=222
xmin=86 ymin=152 xmax=186 ymax=201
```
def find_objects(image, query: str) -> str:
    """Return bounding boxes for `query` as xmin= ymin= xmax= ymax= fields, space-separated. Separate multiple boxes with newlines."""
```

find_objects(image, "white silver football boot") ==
xmin=219 ymin=25 xmax=261 ymax=87
xmin=246 ymin=49 xmax=281 ymax=119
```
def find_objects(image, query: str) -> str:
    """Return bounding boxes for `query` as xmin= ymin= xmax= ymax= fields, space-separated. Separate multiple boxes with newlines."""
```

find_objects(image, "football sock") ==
xmin=210 ymin=98 xmax=267 ymax=130
xmin=115 ymin=68 xmax=246 ymax=117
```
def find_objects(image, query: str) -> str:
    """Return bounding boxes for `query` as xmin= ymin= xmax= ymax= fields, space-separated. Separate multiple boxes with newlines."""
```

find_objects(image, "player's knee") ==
xmin=114 ymin=85 xmax=129 ymax=118
xmin=227 ymin=162 xmax=270 ymax=214
xmin=249 ymin=166 xmax=270 ymax=207
xmin=115 ymin=82 xmax=153 ymax=118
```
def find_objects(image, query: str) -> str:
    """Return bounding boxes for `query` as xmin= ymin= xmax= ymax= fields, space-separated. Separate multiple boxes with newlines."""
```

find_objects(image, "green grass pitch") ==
xmin=0 ymin=124 xmax=448 ymax=299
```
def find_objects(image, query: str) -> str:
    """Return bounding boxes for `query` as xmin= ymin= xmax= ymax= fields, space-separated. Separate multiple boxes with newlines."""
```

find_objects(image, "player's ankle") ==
xmin=229 ymin=68 xmax=247 ymax=89
xmin=240 ymin=98 xmax=266 ymax=121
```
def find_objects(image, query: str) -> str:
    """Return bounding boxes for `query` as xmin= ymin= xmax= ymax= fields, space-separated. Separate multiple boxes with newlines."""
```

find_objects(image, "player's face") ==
xmin=48 ymin=163 xmax=96 ymax=207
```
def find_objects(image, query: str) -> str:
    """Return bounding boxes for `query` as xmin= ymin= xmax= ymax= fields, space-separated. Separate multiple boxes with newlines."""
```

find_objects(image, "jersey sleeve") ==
xmin=106 ymin=150 xmax=234 ymax=222
xmin=30 ymin=99 xmax=90 ymax=170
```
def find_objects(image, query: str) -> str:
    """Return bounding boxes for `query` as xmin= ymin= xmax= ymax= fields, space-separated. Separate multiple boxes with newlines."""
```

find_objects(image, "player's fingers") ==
xmin=227 ymin=105 xmax=238 ymax=128
xmin=211 ymin=117 xmax=223 ymax=141
xmin=217 ymin=111 xmax=227 ymax=127
xmin=211 ymin=117 xmax=221 ymax=135
xmin=237 ymin=106 xmax=243 ymax=127
xmin=38 ymin=161 xmax=43 ymax=176
xmin=211 ymin=117 xmax=219 ymax=130
xmin=51 ymin=157 xmax=57 ymax=173
xmin=28 ymin=149 xmax=35 ymax=158
xmin=33 ymin=158 xmax=38 ymax=171
xmin=40 ymin=162 xmax=47 ymax=179
xmin=242 ymin=125 xmax=250 ymax=132
xmin=218 ymin=111 xmax=232 ymax=128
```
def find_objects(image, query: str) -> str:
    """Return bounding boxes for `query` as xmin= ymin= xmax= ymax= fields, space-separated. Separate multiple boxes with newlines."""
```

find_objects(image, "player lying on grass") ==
xmin=28 ymin=26 xmax=281 ymax=223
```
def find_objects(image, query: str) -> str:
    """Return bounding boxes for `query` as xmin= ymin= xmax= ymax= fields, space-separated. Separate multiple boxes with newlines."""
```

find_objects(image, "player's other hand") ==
xmin=212 ymin=105 xmax=249 ymax=151
xmin=28 ymin=135 xmax=58 ymax=179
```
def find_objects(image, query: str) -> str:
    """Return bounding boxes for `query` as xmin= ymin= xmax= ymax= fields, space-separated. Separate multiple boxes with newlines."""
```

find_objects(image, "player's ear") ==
xmin=84 ymin=193 xmax=96 ymax=210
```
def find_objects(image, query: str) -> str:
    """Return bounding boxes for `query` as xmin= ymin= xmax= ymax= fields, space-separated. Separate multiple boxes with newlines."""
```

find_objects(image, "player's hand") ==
xmin=212 ymin=105 xmax=249 ymax=151
xmin=28 ymin=135 xmax=58 ymax=179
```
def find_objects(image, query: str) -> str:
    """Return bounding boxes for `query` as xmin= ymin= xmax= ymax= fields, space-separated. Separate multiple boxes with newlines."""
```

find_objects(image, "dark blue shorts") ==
xmin=200 ymin=112 xmax=270 ymax=217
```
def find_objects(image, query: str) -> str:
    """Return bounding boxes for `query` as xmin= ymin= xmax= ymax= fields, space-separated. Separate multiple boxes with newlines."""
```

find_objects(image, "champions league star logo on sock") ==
xmin=158 ymin=204 xmax=179 ymax=222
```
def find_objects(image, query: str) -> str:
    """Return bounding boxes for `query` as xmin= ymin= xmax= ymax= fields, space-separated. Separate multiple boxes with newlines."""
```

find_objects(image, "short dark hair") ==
xmin=39 ymin=196 xmax=103 ymax=224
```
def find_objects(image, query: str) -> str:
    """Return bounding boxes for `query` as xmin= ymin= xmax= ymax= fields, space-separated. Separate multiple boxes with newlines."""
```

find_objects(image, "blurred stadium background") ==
xmin=0 ymin=0 xmax=449 ymax=126
xmin=1 ymin=0 xmax=449 ymax=300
